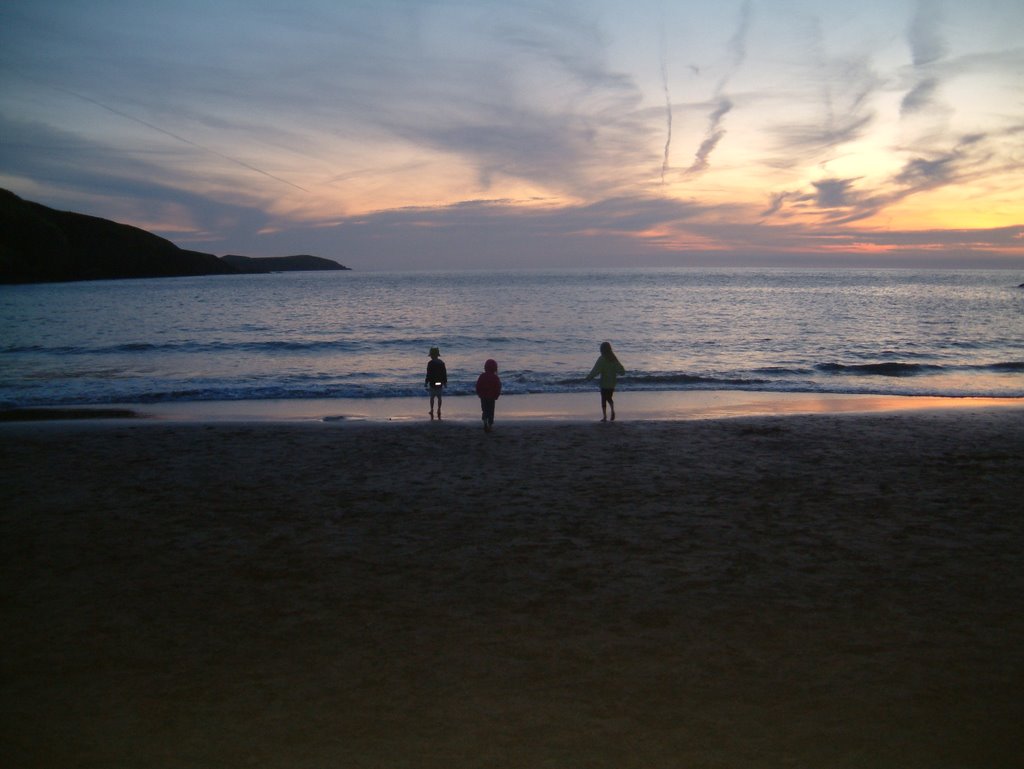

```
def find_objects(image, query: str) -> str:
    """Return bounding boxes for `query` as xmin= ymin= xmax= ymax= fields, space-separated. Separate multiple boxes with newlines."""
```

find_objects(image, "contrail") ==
xmin=49 ymin=82 xmax=310 ymax=193
xmin=660 ymin=29 xmax=673 ymax=184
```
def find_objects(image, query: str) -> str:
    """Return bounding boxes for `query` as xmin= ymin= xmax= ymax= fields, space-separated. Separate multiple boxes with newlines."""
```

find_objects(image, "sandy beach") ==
xmin=2 ymin=405 xmax=1023 ymax=768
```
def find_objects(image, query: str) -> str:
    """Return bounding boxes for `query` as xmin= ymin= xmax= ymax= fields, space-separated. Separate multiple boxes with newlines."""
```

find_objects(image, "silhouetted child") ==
xmin=585 ymin=341 xmax=625 ymax=421
xmin=425 ymin=347 xmax=447 ymax=420
xmin=475 ymin=358 xmax=501 ymax=432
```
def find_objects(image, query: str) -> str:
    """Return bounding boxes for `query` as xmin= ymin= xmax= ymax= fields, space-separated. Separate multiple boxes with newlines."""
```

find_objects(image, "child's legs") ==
xmin=480 ymin=398 xmax=496 ymax=425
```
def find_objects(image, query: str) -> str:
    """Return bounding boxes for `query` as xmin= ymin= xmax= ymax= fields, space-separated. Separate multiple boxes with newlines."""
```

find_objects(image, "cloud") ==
xmin=759 ymin=177 xmax=875 ymax=222
xmin=0 ymin=113 xmax=272 ymax=241
xmin=686 ymin=99 xmax=732 ymax=175
xmin=281 ymin=196 xmax=1024 ymax=269
xmin=2 ymin=0 xmax=1022 ymax=270
xmin=2 ymin=2 xmax=654 ymax=205
xmin=763 ymin=128 xmax=1018 ymax=226
xmin=844 ymin=225 xmax=1024 ymax=249
xmin=46 ymin=82 xmax=310 ymax=193
xmin=770 ymin=113 xmax=876 ymax=161
xmin=900 ymin=77 xmax=941 ymax=114
xmin=169 ymin=193 xmax=727 ymax=269
xmin=901 ymin=0 xmax=949 ymax=116
xmin=334 ymin=4 xmax=654 ymax=199
xmin=906 ymin=0 xmax=949 ymax=66
xmin=764 ymin=15 xmax=881 ymax=161
xmin=684 ymin=0 xmax=750 ymax=175
xmin=812 ymin=179 xmax=860 ymax=209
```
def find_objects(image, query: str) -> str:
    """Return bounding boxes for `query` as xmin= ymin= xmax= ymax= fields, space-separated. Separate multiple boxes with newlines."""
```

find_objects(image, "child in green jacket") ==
xmin=585 ymin=342 xmax=625 ymax=421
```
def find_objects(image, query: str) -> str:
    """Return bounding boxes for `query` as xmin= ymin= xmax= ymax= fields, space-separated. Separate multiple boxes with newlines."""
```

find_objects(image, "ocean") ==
xmin=1 ymin=268 xmax=1022 ymax=408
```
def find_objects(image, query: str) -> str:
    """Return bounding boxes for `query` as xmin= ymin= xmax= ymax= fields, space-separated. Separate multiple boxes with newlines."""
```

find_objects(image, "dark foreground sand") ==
xmin=2 ymin=411 xmax=1023 ymax=768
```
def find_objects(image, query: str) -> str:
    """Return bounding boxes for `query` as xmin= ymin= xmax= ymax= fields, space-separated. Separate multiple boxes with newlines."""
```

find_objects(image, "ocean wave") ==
xmin=626 ymin=373 xmax=772 ymax=386
xmin=817 ymin=362 xmax=943 ymax=376
xmin=551 ymin=373 xmax=769 ymax=387
xmin=2 ymin=344 xmax=81 ymax=354
xmin=752 ymin=366 xmax=816 ymax=376
xmin=818 ymin=361 xmax=1024 ymax=377
xmin=3 ymin=339 xmax=373 ymax=356
xmin=3 ymin=335 xmax=551 ymax=357
xmin=988 ymin=361 xmax=1024 ymax=372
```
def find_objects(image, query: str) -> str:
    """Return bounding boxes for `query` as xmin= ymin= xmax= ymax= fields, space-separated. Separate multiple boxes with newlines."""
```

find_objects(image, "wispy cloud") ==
xmin=684 ymin=0 xmax=751 ymax=175
xmin=659 ymin=22 xmax=673 ymax=184
xmin=901 ymin=0 xmax=949 ymax=116
xmin=45 ymin=79 xmax=310 ymax=193
xmin=0 ymin=113 xmax=272 ymax=239
xmin=227 ymin=193 xmax=1024 ymax=270
xmin=345 ymin=5 xmax=654 ymax=200
xmin=764 ymin=13 xmax=881 ymax=162
xmin=763 ymin=127 xmax=1021 ymax=225
xmin=3 ymin=2 xmax=654 ymax=206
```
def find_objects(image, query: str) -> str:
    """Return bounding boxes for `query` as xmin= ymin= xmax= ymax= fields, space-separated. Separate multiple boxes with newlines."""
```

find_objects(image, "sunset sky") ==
xmin=2 ymin=0 xmax=1022 ymax=269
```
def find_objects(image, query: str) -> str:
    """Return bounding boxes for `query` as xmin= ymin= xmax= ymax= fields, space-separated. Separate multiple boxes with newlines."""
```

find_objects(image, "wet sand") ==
xmin=13 ymin=390 xmax=1017 ymax=423
xmin=2 ymin=408 xmax=1023 ymax=768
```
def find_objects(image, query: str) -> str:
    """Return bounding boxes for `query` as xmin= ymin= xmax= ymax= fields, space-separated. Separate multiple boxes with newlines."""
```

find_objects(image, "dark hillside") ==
xmin=0 ymin=189 xmax=348 ymax=283
xmin=0 ymin=189 xmax=235 ymax=283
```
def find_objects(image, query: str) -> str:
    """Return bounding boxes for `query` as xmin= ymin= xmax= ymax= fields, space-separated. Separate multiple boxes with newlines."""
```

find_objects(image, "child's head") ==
xmin=484 ymin=359 xmax=498 ymax=373
xmin=429 ymin=347 xmax=440 ymax=358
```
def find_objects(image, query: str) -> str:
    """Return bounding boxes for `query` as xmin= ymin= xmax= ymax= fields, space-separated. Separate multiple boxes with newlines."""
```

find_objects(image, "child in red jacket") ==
xmin=475 ymin=358 xmax=502 ymax=433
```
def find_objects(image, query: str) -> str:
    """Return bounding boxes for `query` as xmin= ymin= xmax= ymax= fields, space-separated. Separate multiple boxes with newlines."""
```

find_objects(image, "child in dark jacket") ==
xmin=425 ymin=347 xmax=447 ymax=420
xmin=475 ymin=359 xmax=502 ymax=433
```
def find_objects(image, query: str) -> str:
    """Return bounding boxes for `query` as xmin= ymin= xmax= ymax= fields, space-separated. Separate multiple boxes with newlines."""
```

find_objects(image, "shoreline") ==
xmin=3 ymin=389 xmax=1023 ymax=423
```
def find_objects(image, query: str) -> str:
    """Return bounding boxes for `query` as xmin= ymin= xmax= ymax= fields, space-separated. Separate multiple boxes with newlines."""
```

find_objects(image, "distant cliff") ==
xmin=221 ymin=254 xmax=350 ymax=273
xmin=0 ymin=189 xmax=348 ymax=283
